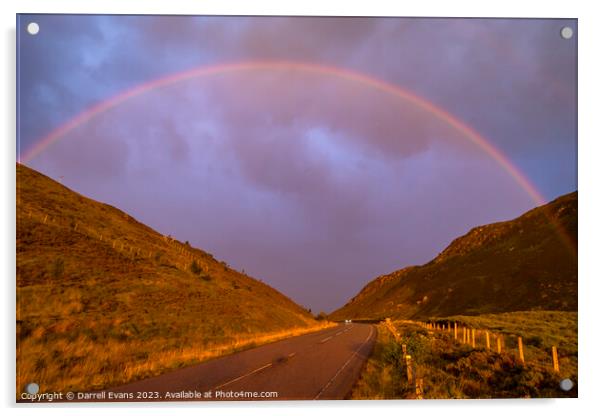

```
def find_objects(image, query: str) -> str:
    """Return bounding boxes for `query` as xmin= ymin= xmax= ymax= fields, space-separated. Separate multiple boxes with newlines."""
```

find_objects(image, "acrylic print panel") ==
xmin=16 ymin=15 xmax=577 ymax=402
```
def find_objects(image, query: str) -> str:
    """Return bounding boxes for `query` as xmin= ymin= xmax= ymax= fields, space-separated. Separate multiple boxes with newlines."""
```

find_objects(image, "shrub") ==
xmin=525 ymin=335 xmax=543 ymax=348
xmin=316 ymin=312 xmax=328 ymax=321
xmin=382 ymin=340 xmax=404 ymax=367
xmin=190 ymin=260 xmax=202 ymax=275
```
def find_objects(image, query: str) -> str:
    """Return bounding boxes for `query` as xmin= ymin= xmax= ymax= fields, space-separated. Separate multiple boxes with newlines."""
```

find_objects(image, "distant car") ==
xmin=344 ymin=319 xmax=352 ymax=324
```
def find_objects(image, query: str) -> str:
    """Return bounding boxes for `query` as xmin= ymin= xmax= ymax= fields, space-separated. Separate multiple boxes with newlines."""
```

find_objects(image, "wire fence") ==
xmin=17 ymin=208 xmax=218 ymax=276
xmin=384 ymin=317 xmax=565 ymax=399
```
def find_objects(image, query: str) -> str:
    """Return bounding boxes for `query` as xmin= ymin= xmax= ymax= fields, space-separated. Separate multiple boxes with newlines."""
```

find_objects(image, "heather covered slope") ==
xmin=16 ymin=163 xmax=322 ymax=392
xmin=330 ymin=192 xmax=577 ymax=321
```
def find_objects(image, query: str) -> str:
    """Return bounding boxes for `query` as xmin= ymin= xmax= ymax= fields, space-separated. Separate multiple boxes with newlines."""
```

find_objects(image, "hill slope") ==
xmin=16 ymin=163 xmax=322 ymax=392
xmin=330 ymin=192 xmax=577 ymax=321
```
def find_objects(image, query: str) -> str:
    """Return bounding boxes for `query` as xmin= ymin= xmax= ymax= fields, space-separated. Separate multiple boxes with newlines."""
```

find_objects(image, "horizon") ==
xmin=16 ymin=160 xmax=577 ymax=313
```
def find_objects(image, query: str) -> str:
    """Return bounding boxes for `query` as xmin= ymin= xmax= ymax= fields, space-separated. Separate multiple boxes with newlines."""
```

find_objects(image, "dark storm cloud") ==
xmin=18 ymin=15 xmax=576 ymax=312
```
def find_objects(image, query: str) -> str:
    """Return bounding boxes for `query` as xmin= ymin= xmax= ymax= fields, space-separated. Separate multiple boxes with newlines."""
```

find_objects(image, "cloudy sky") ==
xmin=17 ymin=15 xmax=577 ymax=312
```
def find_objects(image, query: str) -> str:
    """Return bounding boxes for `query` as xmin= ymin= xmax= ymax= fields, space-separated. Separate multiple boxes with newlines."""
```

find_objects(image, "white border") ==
xmin=3 ymin=1 xmax=601 ymax=415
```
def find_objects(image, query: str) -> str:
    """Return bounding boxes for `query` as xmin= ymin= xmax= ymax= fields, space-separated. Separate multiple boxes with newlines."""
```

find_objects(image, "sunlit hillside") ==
xmin=16 ymin=163 xmax=328 ymax=393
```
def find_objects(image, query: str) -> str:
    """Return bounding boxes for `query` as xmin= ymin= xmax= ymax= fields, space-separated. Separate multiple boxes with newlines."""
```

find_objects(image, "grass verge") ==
xmin=351 ymin=311 xmax=577 ymax=399
xmin=17 ymin=322 xmax=335 ymax=394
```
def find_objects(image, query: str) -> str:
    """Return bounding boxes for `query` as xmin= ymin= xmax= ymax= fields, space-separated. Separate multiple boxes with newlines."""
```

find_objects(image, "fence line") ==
xmin=387 ymin=318 xmax=568 ymax=399
xmin=18 ymin=209 xmax=217 ymax=277
xmin=420 ymin=319 xmax=561 ymax=374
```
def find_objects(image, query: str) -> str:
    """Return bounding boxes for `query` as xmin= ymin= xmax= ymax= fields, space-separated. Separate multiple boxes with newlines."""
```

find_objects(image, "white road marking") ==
xmin=211 ymin=325 xmax=353 ymax=393
xmin=212 ymin=352 xmax=297 ymax=390
xmin=314 ymin=326 xmax=375 ymax=399
xmin=319 ymin=336 xmax=334 ymax=344
xmin=213 ymin=362 xmax=273 ymax=390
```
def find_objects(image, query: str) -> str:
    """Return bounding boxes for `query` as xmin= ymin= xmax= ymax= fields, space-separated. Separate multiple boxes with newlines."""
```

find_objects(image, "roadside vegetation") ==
xmin=18 ymin=318 xmax=334 ymax=393
xmin=351 ymin=311 xmax=577 ymax=399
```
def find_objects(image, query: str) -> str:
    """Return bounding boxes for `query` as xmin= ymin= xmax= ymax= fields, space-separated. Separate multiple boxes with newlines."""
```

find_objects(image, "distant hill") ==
xmin=330 ymin=192 xmax=577 ymax=321
xmin=16 ymin=163 xmax=319 ymax=392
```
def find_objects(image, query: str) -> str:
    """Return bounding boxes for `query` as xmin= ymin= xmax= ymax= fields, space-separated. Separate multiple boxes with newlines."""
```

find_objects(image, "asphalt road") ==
xmin=101 ymin=323 xmax=375 ymax=401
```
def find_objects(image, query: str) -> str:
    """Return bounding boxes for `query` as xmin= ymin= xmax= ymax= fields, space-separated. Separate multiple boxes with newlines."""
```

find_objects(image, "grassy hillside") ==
xmin=330 ymin=192 xmax=577 ymax=321
xmin=352 ymin=311 xmax=577 ymax=399
xmin=16 ymin=163 xmax=327 ymax=393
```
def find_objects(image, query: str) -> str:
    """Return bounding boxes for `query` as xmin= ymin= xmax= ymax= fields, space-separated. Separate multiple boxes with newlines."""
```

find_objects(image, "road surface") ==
xmin=96 ymin=323 xmax=375 ymax=401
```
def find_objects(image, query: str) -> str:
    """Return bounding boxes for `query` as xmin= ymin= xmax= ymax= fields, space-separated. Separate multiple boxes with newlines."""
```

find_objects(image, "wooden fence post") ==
xmin=497 ymin=336 xmax=502 ymax=354
xmin=405 ymin=355 xmax=413 ymax=384
xmin=402 ymin=344 xmax=407 ymax=356
xmin=518 ymin=336 xmax=525 ymax=364
xmin=471 ymin=328 xmax=476 ymax=348
xmin=454 ymin=322 xmax=458 ymax=341
xmin=486 ymin=331 xmax=490 ymax=351
xmin=552 ymin=346 xmax=559 ymax=372
xmin=415 ymin=378 xmax=424 ymax=400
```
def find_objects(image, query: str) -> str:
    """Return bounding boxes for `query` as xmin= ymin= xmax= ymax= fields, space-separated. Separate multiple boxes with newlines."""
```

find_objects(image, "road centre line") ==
xmin=314 ymin=326 xmax=375 ymax=399
xmin=212 ymin=352 xmax=297 ymax=390
xmin=213 ymin=325 xmax=351 ymax=391
xmin=213 ymin=362 xmax=273 ymax=390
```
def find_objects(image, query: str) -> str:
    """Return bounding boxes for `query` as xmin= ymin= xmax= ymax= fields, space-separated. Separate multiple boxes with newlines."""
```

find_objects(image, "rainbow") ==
xmin=19 ymin=60 xmax=576 ymax=254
